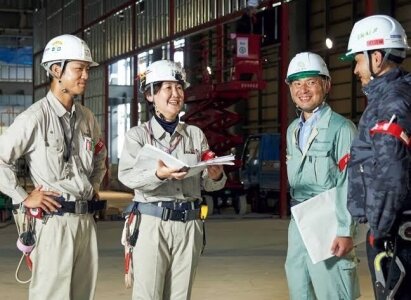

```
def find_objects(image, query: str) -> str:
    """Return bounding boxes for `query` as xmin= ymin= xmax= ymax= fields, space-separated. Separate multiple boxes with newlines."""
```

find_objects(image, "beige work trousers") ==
xmin=132 ymin=214 xmax=203 ymax=300
xmin=29 ymin=214 xmax=98 ymax=300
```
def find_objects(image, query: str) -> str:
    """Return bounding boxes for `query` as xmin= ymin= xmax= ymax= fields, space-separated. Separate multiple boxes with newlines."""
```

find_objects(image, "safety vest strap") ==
xmin=338 ymin=153 xmax=350 ymax=172
xmin=370 ymin=121 xmax=410 ymax=147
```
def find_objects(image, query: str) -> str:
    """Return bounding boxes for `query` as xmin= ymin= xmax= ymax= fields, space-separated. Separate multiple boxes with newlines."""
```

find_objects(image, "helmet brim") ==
xmin=339 ymin=52 xmax=355 ymax=61
xmin=286 ymin=70 xmax=322 ymax=83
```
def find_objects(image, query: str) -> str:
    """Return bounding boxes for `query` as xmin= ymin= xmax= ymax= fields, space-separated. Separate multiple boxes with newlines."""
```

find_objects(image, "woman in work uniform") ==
xmin=284 ymin=52 xmax=360 ymax=299
xmin=118 ymin=60 xmax=226 ymax=300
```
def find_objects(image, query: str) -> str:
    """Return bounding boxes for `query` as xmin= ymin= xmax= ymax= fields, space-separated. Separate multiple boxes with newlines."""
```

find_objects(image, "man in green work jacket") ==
xmin=284 ymin=52 xmax=360 ymax=299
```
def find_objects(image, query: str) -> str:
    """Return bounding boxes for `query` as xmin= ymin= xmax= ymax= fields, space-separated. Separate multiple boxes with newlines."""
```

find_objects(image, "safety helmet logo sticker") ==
xmin=367 ymin=39 xmax=384 ymax=46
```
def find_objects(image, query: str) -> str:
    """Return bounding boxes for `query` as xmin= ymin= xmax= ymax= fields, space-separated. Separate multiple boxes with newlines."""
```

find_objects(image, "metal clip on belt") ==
xmin=374 ymin=251 xmax=406 ymax=300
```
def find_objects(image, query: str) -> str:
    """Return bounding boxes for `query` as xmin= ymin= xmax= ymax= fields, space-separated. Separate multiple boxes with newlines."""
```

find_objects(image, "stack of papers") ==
xmin=136 ymin=144 xmax=235 ymax=177
xmin=291 ymin=188 xmax=368 ymax=264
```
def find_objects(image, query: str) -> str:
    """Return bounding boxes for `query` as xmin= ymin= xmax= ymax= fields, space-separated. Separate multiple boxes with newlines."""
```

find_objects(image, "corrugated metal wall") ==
xmin=63 ymin=0 xmax=81 ymax=34
xmin=308 ymin=0 xmax=359 ymax=120
xmin=32 ymin=0 xmax=411 ymax=140
xmin=84 ymin=66 xmax=106 ymax=137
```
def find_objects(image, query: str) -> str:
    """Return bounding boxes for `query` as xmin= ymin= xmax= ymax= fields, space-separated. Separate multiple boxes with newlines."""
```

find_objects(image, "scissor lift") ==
xmin=183 ymin=34 xmax=266 ymax=214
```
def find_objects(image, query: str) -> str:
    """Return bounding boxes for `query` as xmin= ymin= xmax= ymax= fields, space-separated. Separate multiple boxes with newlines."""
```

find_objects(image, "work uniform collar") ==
xmin=295 ymin=103 xmax=332 ymax=136
xmin=47 ymin=90 xmax=76 ymax=118
xmin=313 ymin=103 xmax=332 ymax=129
xmin=298 ymin=102 xmax=325 ymax=126
xmin=150 ymin=116 xmax=188 ymax=140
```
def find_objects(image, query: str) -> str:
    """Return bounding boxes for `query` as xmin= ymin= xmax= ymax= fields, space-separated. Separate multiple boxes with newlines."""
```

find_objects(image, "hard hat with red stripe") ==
xmin=342 ymin=15 xmax=410 ymax=61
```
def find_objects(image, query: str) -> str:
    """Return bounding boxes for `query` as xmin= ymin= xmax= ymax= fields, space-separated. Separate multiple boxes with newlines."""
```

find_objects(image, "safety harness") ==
xmin=121 ymin=204 xmax=140 ymax=289
xmin=373 ymin=238 xmax=406 ymax=300
xmin=368 ymin=116 xmax=410 ymax=299
xmin=12 ymin=196 xmax=106 ymax=284
xmin=12 ymin=205 xmax=35 ymax=284
xmin=120 ymin=200 xmax=208 ymax=288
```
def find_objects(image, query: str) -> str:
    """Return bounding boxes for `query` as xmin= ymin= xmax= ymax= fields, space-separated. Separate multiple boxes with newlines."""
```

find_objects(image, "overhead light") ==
xmin=325 ymin=38 xmax=333 ymax=49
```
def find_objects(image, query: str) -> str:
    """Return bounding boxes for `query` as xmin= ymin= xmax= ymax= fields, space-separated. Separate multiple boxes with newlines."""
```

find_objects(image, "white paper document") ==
xmin=291 ymin=188 xmax=368 ymax=264
xmin=136 ymin=144 xmax=235 ymax=178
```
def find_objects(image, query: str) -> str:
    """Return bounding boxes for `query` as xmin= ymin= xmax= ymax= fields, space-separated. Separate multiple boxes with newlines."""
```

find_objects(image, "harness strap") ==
xmin=370 ymin=120 xmax=410 ymax=147
xmin=137 ymin=202 xmax=200 ymax=222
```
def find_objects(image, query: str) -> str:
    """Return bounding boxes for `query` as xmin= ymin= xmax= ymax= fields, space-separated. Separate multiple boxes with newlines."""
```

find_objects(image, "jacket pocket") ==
xmin=45 ymin=137 xmax=64 ymax=180
xmin=306 ymin=148 xmax=334 ymax=186
xmin=78 ymin=132 xmax=94 ymax=176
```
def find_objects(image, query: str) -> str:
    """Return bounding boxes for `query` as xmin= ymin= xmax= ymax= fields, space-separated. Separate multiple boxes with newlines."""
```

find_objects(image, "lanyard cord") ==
xmin=59 ymin=112 xmax=76 ymax=162
xmin=146 ymin=120 xmax=183 ymax=154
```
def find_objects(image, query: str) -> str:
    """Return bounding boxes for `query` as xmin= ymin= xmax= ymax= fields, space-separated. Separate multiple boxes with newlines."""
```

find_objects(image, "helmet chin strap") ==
xmin=153 ymin=103 xmax=166 ymax=120
xmin=58 ymin=78 xmax=68 ymax=94
xmin=49 ymin=60 xmax=69 ymax=93
xmin=150 ymin=83 xmax=166 ymax=120
xmin=365 ymin=51 xmax=375 ymax=81
xmin=366 ymin=50 xmax=390 ymax=81
xmin=60 ymin=83 xmax=68 ymax=94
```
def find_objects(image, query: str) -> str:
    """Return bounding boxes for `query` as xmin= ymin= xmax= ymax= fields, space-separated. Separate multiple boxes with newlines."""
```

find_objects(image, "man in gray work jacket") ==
xmin=0 ymin=34 xmax=107 ymax=300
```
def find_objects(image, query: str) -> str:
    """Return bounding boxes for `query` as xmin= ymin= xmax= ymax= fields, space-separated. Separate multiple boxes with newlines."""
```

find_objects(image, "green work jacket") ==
xmin=286 ymin=104 xmax=357 ymax=236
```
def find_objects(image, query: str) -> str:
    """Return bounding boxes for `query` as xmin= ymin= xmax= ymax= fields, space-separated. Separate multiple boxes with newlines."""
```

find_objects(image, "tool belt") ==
xmin=46 ymin=197 xmax=106 ymax=215
xmin=137 ymin=201 xmax=200 ymax=222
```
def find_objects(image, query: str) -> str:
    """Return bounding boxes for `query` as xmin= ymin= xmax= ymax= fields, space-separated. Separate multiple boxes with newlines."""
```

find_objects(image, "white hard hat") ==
xmin=286 ymin=52 xmax=330 ymax=83
xmin=247 ymin=0 xmax=259 ymax=8
xmin=41 ymin=34 xmax=98 ymax=72
xmin=343 ymin=15 xmax=410 ymax=60
xmin=139 ymin=60 xmax=189 ymax=92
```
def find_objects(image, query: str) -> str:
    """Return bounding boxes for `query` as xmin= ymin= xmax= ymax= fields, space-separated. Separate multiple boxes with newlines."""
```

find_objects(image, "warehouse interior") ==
xmin=0 ymin=0 xmax=410 ymax=299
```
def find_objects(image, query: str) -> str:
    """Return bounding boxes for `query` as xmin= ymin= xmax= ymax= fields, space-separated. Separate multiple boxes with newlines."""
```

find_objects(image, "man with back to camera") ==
xmin=284 ymin=52 xmax=360 ymax=299
xmin=342 ymin=15 xmax=411 ymax=299
xmin=0 ymin=34 xmax=107 ymax=299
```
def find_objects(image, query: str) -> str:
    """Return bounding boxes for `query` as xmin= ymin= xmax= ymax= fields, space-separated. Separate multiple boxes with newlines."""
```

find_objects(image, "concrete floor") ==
xmin=0 ymin=207 xmax=375 ymax=300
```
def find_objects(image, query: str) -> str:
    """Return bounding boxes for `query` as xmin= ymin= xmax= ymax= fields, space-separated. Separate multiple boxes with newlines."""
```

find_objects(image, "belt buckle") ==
xmin=75 ymin=200 xmax=88 ymax=215
xmin=161 ymin=208 xmax=171 ymax=221
xmin=180 ymin=210 xmax=188 ymax=223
